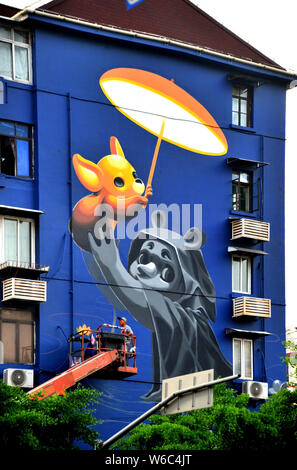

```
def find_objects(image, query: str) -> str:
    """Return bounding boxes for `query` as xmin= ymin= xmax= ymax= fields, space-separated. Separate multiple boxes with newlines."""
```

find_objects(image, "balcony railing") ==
xmin=231 ymin=218 xmax=270 ymax=242
xmin=233 ymin=296 xmax=271 ymax=319
xmin=2 ymin=278 xmax=47 ymax=302
xmin=0 ymin=260 xmax=49 ymax=272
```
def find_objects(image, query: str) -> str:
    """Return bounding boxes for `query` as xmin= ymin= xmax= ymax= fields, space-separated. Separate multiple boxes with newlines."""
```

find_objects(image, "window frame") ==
xmin=0 ymin=308 xmax=35 ymax=364
xmin=232 ymin=85 xmax=252 ymax=128
xmin=232 ymin=169 xmax=253 ymax=213
xmin=0 ymin=119 xmax=33 ymax=178
xmin=232 ymin=337 xmax=253 ymax=380
xmin=0 ymin=24 xmax=32 ymax=84
xmin=0 ymin=214 xmax=35 ymax=267
xmin=232 ymin=254 xmax=252 ymax=294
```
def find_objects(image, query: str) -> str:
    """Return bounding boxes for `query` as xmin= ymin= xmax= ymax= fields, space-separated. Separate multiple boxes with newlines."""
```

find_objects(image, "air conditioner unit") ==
xmin=242 ymin=381 xmax=268 ymax=400
xmin=3 ymin=368 xmax=34 ymax=388
xmin=2 ymin=278 xmax=47 ymax=302
xmin=231 ymin=218 xmax=270 ymax=242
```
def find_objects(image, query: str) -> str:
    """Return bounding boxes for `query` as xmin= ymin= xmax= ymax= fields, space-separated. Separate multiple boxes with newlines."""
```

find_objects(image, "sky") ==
xmin=1 ymin=0 xmax=296 ymax=328
xmin=0 ymin=0 xmax=48 ymax=8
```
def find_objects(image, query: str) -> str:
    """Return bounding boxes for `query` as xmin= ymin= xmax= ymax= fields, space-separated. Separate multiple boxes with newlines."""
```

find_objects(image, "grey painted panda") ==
xmin=86 ymin=210 xmax=232 ymax=402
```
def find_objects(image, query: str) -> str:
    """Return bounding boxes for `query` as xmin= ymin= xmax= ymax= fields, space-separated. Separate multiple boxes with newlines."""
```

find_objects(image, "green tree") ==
xmin=0 ymin=380 xmax=100 ymax=450
xmin=112 ymin=383 xmax=297 ymax=450
xmin=283 ymin=340 xmax=297 ymax=387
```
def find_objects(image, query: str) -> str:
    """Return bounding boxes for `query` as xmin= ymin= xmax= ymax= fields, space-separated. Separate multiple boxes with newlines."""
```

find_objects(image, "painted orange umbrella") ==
xmin=100 ymin=68 xmax=228 ymax=188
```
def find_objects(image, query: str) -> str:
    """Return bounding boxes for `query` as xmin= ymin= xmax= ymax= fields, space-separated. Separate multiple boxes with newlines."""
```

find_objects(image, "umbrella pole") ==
xmin=146 ymin=118 xmax=166 ymax=188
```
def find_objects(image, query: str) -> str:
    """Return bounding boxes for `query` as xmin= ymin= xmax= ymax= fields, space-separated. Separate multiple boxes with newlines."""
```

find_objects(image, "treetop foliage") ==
xmin=0 ymin=380 xmax=100 ymax=450
xmin=112 ymin=382 xmax=297 ymax=451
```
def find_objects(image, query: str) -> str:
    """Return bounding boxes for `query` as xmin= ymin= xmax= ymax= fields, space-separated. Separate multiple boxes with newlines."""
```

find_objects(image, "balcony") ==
xmin=2 ymin=278 xmax=47 ymax=302
xmin=0 ymin=260 xmax=49 ymax=274
xmin=231 ymin=218 xmax=270 ymax=242
xmin=233 ymin=296 xmax=271 ymax=319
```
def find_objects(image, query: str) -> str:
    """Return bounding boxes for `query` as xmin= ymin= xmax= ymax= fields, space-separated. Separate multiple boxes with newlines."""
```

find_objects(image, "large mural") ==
xmin=69 ymin=68 xmax=232 ymax=402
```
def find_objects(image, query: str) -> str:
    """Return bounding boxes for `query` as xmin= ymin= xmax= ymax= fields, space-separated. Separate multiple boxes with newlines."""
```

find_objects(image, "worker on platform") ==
xmin=85 ymin=333 xmax=97 ymax=358
xmin=118 ymin=317 xmax=134 ymax=363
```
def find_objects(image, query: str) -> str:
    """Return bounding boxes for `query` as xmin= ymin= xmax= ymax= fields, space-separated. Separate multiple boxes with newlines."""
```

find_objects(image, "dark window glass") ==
xmin=0 ymin=121 xmax=14 ymax=135
xmin=14 ymin=29 xmax=30 ymax=45
xmin=16 ymin=123 xmax=29 ymax=138
xmin=0 ymin=309 xmax=34 ymax=364
xmin=232 ymin=86 xmax=252 ymax=127
xmin=0 ymin=120 xmax=32 ymax=177
xmin=17 ymin=140 xmax=30 ymax=176
xmin=0 ymin=136 xmax=16 ymax=176
xmin=232 ymin=170 xmax=252 ymax=212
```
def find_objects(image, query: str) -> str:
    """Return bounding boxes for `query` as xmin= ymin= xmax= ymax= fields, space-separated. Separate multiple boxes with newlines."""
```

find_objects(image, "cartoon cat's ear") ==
xmin=151 ymin=210 xmax=168 ymax=229
xmin=110 ymin=136 xmax=126 ymax=159
xmin=183 ymin=227 xmax=206 ymax=250
xmin=73 ymin=154 xmax=103 ymax=192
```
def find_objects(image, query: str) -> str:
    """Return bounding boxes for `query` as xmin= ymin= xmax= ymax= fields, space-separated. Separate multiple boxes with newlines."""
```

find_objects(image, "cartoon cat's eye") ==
xmin=161 ymin=266 xmax=174 ymax=283
xmin=138 ymin=252 xmax=150 ymax=265
xmin=114 ymin=177 xmax=125 ymax=187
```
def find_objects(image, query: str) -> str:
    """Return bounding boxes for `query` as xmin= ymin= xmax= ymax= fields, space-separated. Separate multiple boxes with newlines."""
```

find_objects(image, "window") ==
xmin=0 ymin=215 xmax=35 ymax=267
xmin=0 ymin=24 xmax=31 ymax=83
xmin=232 ymin=85 xmax=252 ymax=127
xmin=232 ymin=255 xmax=251 ymax=294
xmin=232 ymin=170 xmax=252 ymax=212
xmin=0 ymin=120 xmax=33 ymax=177
xmin=0 ymin=309 xmax=34 ymax=364
xmin=233 ymin=338 xmax=253 ymax=380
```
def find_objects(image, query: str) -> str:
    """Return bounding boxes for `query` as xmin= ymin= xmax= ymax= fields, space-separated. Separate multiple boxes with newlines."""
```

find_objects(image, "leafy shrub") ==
xmin=0 ymin=380 xmax=100 ymax=450
xmin=113 ymin=383 xmax=297 ymax=450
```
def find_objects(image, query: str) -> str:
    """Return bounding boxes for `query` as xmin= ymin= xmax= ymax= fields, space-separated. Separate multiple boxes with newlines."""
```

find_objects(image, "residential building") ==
xmin=0 ymin=0 xmax=295 ymax=446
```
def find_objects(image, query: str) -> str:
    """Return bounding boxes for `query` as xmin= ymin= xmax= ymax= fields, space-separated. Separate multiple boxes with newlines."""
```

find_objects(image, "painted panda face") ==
xmin=129 ymin=240 xmax=183 ymax=292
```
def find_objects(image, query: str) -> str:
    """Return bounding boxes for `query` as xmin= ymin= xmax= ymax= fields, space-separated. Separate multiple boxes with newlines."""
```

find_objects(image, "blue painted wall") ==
xmin=0 ymin=17 xmax=289 ymax=445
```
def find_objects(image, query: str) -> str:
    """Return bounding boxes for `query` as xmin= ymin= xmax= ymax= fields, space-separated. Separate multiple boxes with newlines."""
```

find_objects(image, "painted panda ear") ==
xmin=151 ymin=210 xmax=168 ymax=229
xmin=183 ymin=227 xmax=206 ymax=250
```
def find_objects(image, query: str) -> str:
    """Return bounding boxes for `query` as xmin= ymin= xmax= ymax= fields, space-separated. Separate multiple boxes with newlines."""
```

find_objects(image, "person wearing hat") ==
xmin=118 ymin=317 xmax=133 ymax=361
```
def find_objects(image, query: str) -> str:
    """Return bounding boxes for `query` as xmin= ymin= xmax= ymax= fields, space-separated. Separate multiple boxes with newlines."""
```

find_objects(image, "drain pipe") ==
xmin=67 ymin=93 xmax=74 ymax=335
xmin=101 ymin=373 xmax=240 ymax=449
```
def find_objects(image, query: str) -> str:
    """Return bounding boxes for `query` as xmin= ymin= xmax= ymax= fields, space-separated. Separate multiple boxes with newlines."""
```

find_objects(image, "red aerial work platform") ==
xmin=28 ymin=350 xmax=119 ymax=400
xmin=28 ymin=324 xmax=137 ymax=400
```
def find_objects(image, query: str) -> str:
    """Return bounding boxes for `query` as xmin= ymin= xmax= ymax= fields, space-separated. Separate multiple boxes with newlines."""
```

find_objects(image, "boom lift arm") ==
xmin=28 ymin=324 xmax=137 ymax=400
